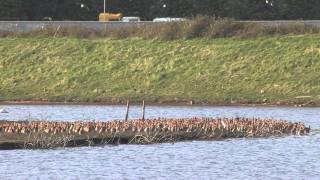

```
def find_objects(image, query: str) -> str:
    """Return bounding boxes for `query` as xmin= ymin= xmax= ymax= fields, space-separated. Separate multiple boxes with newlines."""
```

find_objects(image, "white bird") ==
xmin=221 ymin=120 xmax=226 ymax=129
xmin=0 ymin=109 xmax=9 ymax=113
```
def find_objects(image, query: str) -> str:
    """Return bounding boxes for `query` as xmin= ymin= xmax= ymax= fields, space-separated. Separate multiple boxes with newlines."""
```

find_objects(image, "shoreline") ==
xmin=0 ymin=100 xmax=319 ymax=108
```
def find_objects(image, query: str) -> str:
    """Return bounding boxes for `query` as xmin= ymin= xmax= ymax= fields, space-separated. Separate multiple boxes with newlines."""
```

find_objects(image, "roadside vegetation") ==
xmin=0 ymin=31 xmax=319 ymax=105
xmin=1 ymin=17 xmax=320 ymax=40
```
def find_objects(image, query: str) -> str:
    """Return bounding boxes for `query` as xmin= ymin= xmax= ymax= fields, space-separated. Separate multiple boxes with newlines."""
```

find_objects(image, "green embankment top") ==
xmin=0 ymin=35 xmax=319 ymax=105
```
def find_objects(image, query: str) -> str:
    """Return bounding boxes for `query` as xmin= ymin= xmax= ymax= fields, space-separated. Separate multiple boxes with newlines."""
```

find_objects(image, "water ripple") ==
xmin=0 ymin=105 xmax=319 ymax=179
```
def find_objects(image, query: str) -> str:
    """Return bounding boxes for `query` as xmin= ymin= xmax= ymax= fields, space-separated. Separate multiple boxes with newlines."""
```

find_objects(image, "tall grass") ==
xmin=1 ymin=17 xmax=320 ymax=40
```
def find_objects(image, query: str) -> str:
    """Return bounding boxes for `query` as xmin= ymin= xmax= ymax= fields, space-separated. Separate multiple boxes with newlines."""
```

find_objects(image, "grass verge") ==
xmin=0 ymin=35 xmax=320 ymax=106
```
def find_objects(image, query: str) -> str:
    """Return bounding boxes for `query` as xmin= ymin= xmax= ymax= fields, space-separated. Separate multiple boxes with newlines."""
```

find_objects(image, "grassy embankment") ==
xmin=0 ymin=35 xmax=319 ymax=105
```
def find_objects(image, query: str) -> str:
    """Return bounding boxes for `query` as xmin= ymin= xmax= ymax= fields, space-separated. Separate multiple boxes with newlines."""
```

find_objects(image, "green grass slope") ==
xmin=0 ymin=36 xmax=320 ymax=105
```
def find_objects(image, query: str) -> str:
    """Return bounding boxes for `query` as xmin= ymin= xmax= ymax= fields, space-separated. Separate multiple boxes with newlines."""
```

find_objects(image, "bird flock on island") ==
xmin=0 ymin=118 xmax=310 ymax=140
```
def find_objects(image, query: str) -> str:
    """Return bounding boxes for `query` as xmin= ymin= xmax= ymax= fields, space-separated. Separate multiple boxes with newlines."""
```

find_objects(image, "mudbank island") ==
xmin=0 ymin=117 xmax=310 ymax=150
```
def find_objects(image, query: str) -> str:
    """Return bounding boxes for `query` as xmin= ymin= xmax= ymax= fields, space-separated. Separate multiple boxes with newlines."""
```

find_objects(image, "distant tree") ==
xmin=271 ymin=0 xmax=320 ymax=20
xmin=0 ymin=0 xmax=320 ymax=21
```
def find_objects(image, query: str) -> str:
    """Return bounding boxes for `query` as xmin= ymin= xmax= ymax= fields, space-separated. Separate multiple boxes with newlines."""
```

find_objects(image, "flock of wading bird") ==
xmin=0 ymin=101 xmax=311 ymax=149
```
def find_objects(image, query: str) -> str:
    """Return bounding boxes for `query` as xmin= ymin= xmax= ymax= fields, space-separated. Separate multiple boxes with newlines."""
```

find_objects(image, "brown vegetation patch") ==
xmin=1 ymin=17 xmax=320 ymax=40
xmin=0 ymin=118 xmax=310 ymax=150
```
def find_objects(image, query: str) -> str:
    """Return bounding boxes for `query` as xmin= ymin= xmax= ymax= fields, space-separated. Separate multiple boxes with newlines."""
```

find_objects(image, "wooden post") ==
xmin=104 ymin=0 xmax=106 ymax=14
xmin=141 ymin=100 xmax=145 ymax=121
xmin=125 ymin=100 xmax=130 ymax=121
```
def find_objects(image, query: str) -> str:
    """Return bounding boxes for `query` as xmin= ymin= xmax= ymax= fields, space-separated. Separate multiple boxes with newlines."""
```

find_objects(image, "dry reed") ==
xmin=1 ymin=17 xmax=320 ymax=40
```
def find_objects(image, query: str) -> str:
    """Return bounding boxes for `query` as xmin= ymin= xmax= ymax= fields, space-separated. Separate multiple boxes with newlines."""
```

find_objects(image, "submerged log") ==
xmin=0 ymin=118 xmax=310 ymax=150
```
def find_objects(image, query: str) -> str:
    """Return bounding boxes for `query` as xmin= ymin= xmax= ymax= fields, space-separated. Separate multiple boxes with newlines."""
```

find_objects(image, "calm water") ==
xmin=0 ymin=105 xmax=319 ymax=180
